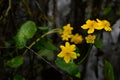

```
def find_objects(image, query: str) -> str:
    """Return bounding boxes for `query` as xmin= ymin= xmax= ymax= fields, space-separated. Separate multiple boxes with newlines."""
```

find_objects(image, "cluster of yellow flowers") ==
xmin=59 ymin=24 xmax=83 ymax=44
xmin=81 ymin=19 xmax=112 ymax=34
xmin=57 ymin=19 xmax=112 ymax=63
xmin=81 ymin=19 xmax=112 ymax=44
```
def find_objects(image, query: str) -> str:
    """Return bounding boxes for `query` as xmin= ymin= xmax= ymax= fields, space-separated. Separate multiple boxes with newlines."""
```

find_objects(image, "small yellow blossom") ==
xmin=61 ymin=33 xmax=72 ymax=41
xmin=57 ymin=42 xmax=77 ymax=63
xmin=63 ymin=24 xmax=73 ymax=34
xmin=96 ymin=19 xmax=112 ymax=31
xmin=60 ymin=24 xmax=73 ymax=41
xmin=70 ymin=33 xmax=83 ymax=44
xmin=85 ymin=35 xmax=96 ymax=44
xmin=81 ymin=19 xmax=98 ymax=34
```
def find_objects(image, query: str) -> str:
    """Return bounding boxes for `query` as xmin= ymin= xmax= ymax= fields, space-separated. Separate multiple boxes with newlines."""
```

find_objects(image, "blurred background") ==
xmin=0 ymin=0 xmax=120 ymax=80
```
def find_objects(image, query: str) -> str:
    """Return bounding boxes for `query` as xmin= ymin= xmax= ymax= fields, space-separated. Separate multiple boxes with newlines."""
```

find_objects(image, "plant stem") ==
xmin=78 ymin=44 xmax=93 ymax=64
xmin=23 ymin=28 xmax=60 ymax=55
xmin=25 ymin=46 xmax=63 ymax=74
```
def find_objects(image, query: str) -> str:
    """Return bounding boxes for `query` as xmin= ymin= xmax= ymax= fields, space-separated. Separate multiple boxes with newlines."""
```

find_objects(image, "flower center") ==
xmin=65 ymin=52 xmax=70 ymax=56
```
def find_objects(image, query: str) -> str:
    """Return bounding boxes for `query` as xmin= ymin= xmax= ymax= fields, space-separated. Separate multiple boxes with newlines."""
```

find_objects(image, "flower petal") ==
xmin=70 ymin=45 xmax=76 ymax=51
xmin=104 ymin=27 xmax=112 ymax=31
xmin=57 ymin=52 xmax=64 ymax=57
xmin=81 ymin=25 xmax=89 ymax=29
xmin=70 ymin=52 xmax=77 ymax=59
xmin=95 ymin=25 xmax=104 ymax=30
xmin=65 ymin=42 xmax=70 ymax=47
xmin=88 ymin=28 xmax=94 ymax=34
xmin=64 ymin=56 xmax=70 ymax=63
xmin=96 ymin=18 xmax=101 ymax=23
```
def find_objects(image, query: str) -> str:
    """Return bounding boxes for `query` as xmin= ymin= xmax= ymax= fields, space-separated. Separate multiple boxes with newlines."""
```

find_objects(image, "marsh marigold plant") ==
xmin=58 ymin=18 xmax=112 ymax=63
xmin=13 ymin=18 xmax=113 ymax=79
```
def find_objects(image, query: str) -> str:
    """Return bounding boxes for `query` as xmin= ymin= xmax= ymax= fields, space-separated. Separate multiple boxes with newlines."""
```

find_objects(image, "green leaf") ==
xmin=15 ymin=21 xmax=37 ymax=49
xmin=44 ymin=40 xmax=57 ymax=51
xmin=104 ymin=60 xmax=115 ymax=80
xmin=33 ymin=38 xmax=57 ymax=51
xmin=14 ymin=75 xmax=25 ymax=80
xmin=38 ymin=49 xmax=54 ymax=60
xmin=55 ymin=58 xmax=80 ymax=78
xmin=33 ymin=38 xmax=57 ymax=60
xmin=5 ymin=56 xmax=24 ymax=68
xmin=38 ymin=26 xmax=50 ymax=30
xmin=94 ymin=38 xmax=103 ymax=48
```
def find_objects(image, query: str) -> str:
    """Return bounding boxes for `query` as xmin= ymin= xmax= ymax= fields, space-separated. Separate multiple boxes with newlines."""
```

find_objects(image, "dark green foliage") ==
xmin=0 ymin=0 xmax=119 ymax=80
xmin=5 ymin=56 xmax=24 ymax=68
xmin=13 ymin=75 xmax=25 ymax=80
xmin=94 ymin=38 xmax=103 ymax=48
xmin=55 ymin=58 xmax=81 ymax=78
xmin=104 ymin=60 xmax=115 ymax=80
xmin=15 ymin=21 xmax=37 ymax=49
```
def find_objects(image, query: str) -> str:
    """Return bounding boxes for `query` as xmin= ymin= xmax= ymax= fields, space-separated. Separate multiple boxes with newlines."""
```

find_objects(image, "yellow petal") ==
xmin=86 ymin=19 xmax=91 ymax=24
xmin=70 ymin=52 xmax=77 ymax=59
xmin=81 ymin=25 xmax=89 ymax=29
xmin=96 ymin=18 xmax=101 ymax=23
xmin=104 ymin=27 xmax=112 ymax=31
xmin=60 ymin=45 xmax=65 ymax=50
xmin=70 ymin=45 xmax=76 ymax=51
xmin=57 ymin=52 xmax=64 ymax=57
xmin=65 ymin=42 xmax=70 ymax=47
xmin=88 ymin=28 xmax=94 ymax=34
xmin=64 ymin=56 xmax=70 ymax=63
xmin=95 ymin=24 xmax=104 ymax=30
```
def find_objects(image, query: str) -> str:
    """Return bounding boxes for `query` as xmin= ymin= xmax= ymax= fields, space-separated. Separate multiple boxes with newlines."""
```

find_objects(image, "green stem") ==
xmin=41 ymin=28 xmax=60 ymax=38
xmin=23 ymin=28 xmax=60 ymax=55
xmin=23 ymin=38 xmax=40 ymax=55
xmin=78 ymin=44 xmax=93 ymax=64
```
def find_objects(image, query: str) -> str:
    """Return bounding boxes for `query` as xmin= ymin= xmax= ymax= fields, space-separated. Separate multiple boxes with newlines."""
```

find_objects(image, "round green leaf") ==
xmin=15 ymin=21 xmax=37 ymax=49
xmin=5 ymin=56 xmax=24 ymax=68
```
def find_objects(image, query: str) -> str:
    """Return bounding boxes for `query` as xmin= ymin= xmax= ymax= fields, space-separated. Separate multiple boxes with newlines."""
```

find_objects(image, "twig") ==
xmin=78 ymin=44 xmax=93 ymax=64
xmin=52 ymin=0 xmax=56 ymax=26
xmin=5 ymin=0 xmax=11 ymax=16
xmin=0 ymin=46 xmax=14 ymax=49
xmin=23 ymin=0 xmax=32 ymax=17
xmin=23 ymin=28 xmax=60 ymax=55
xmin=25 ymin=46 xmax=63 ymax=74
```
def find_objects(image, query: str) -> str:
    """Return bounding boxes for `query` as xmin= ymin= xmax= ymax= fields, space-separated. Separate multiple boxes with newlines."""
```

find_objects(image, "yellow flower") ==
xmin=85 ymin=35 xmax=96 ymax=44
xmin=70 ymin=33 xmax=83 ymax=44
xmin=61 ymin=33 xmax=72 ymax=41
xmin=57 ymin=42 xmax=77 ymax=63
xmin=60 ymin=24 xmax=73 ymax=41
xmin=63 ymin=24 xmax=73 ymax=34
xmin=81 ymin=19 xmax=98 ymax=34
xmin=96 ymin=19 xmax=112 ymax=31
